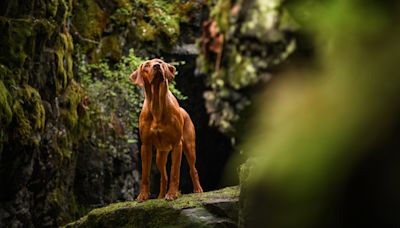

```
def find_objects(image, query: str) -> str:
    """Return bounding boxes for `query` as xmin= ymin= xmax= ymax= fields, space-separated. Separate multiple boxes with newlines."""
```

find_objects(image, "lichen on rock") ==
xmin=65 ymin=186 xmax=240 ymax=228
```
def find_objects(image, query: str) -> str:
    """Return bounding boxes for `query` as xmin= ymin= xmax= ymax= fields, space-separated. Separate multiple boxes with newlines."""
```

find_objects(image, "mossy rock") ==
xmin=72 ymin=0 xmax=106 ymax=42
xmin=96 ymin=35 xmax=123 ymax=61
xmin=10 ymin=85 xmax=45 ymax=145
xmin=64 ymin=186 xmax=240 ymax=228
xmin=54 ymin=31 xmax=74 ymax=95
xmin=0 ymin=17 xmax=55 ymax=69
xmin=59 ymin=80 xmax=83 ymax=132
xmin=0 ymin=80 xmax=13 ymax=127
xmin=0 ymin=80 xmax=12 ymax=155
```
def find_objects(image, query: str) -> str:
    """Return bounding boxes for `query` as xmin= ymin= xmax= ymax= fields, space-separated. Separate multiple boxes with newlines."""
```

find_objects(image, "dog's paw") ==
xmin=193 ymin=186 xmax=203 ymax=193
xmin=136 ymin=191 xmax=150 ymax=202
xmin=165 ymin=191 xmax=180 ymax=201
xmin=157 ymin=192 xmax=166 ymax=199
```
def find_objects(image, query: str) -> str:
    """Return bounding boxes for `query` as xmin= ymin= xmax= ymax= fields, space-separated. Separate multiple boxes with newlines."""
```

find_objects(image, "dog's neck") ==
xmin=146 ymin=80 xmax=168 ymax=123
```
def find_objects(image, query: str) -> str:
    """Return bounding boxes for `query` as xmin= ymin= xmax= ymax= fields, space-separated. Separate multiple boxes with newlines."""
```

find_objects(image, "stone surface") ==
xmin=64 ymin=186 xmax=239 ymax=228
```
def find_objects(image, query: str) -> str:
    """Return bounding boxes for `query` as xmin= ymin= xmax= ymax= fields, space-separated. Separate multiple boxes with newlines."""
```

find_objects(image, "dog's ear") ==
xmin=129 ymin=67 xmax=144 ymax=87
xmin=165 ymin=63 xmax=176 ymax=82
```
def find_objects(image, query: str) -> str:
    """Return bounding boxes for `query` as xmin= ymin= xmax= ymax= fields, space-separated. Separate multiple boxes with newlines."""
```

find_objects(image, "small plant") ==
xmin=78 ymin=48 xmax=144 ymax=138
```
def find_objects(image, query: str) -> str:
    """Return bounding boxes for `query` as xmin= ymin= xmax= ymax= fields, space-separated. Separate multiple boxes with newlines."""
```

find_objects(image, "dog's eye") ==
xmin=144 ymin=64 xmax=149 ymax=68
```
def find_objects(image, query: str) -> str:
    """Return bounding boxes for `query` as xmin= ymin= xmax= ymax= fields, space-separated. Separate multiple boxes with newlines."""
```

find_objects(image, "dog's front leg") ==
xmin=137 ymin=144 xmax=152 ymax=202
xmin=156 ymin=150 xmax=169 ymax=199
xmin=165 ymin=142 xmax=183 ymax=200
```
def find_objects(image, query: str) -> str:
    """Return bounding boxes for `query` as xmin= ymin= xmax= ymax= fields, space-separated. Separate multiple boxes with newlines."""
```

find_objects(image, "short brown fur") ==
xmin=129 ymin=59 xmax=203 ymax=201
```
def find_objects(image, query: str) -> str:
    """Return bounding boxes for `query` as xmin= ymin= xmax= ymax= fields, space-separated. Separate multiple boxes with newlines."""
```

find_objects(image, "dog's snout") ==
xmin=153 ymin=63 xmax=161 ymax=69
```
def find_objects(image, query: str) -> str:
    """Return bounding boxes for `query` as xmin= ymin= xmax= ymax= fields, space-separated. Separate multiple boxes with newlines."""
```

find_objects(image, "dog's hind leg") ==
xmin=182 ymin=111 xmax=203 ymax=193
xmin=183 ymin=139 xmax=203 ymax=193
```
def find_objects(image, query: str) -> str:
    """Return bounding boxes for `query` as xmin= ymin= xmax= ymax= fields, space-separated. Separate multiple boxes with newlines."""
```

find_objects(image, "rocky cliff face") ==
xmin=0 ymin=0 xmax=87 ymax=226
xmin=0 ymin=0 xmax=229 ymax=227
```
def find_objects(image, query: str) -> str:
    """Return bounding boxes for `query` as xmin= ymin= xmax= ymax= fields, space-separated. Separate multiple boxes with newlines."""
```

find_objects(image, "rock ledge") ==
xmin=64 ymin=186 xmax=239 ymax=228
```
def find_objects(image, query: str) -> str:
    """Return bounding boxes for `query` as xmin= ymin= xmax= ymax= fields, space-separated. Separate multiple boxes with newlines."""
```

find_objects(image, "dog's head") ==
xmin=129 ymin=59 xmax=176 ymax=87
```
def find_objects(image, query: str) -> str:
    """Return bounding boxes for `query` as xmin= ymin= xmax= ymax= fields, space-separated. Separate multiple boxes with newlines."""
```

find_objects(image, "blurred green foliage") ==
xmin=237 ymin=0 xmax=400 ymax=227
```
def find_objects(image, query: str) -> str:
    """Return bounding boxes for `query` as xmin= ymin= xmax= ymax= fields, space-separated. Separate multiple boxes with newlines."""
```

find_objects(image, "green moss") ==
xmin=62 ymin=32 xmax=74 ymax=81
xmin=225 ymin=48 xmax=257 ymax=90
xmin=240 ymin=0 xmax=285 ymax=42
xmin=11 ymin=85 xmax=45 ymax=145
xmin=23 ymin=85 xmax=45 ymax=131
xmin=59 ymin=81 xmax=82 ymax=130
xmin=0 ymin=79 xmax=12 ymax=154
xmin=57 ymin=137 xmax=73 ymax=161
xmin=97 ymin=35 xmax=123 ymax=60
xmin=110 ymin=0 xmax=133 ymax=27
xmin=0 ymin=17 xmax=32 ymax=68
xmin=210 ymin=0 xmax=231 ymax=33
xmin=48 ymin=187 xmax=64 ymax=208
xmin=47 ymin=0 xmax=59 ymax=18
xmin=135 ymin=20 xmax=157 ymax=41
xmin=0 ymin=81 xmax=13 ymax=127
xmin=64 ymin=186 xmax=239 ymax=227
xmin=49 ymin=30 xmax=74 ymax=97
xmin=57 ymin=79 xmax=91 ymax=142
xmin=0 ymin=64 xmax=14 ymax=85
xmin=76 ymin=106 xmax=91 ymax=139
xmin=129 ymin=0 xmax=197 ymax=44
xmin=73 ymin=0 xmax=106 ymax=41
xmin=55 ymin=47 xmax=66 ymax=93
xmin=147 ymin=7 xmax=180 ymax=43
xmin=12 ymin=101 xmax=32 ymax=143
xmin=57 ymin=0 xmax=70 ymax=22
xmin=146 ymin=0 xmax=194 ymax=43
xmin=0 ymin=17 xmax=56 ymax=69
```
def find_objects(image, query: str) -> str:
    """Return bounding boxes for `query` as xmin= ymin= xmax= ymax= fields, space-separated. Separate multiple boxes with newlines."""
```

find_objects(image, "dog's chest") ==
xmin=148 ymin=121 xmax=179 ymax=151
xmin=150 ymin=124 xmax=164 ymax=134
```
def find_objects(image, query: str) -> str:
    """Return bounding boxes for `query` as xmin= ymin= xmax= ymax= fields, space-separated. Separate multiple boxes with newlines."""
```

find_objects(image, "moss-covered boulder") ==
xmin=65 ymin=186 xmax=239 ymax=228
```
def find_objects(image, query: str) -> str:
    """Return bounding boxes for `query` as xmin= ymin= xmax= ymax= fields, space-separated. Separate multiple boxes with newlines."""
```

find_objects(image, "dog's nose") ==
xmin=153 ymin=63 xmax=161 ymax=69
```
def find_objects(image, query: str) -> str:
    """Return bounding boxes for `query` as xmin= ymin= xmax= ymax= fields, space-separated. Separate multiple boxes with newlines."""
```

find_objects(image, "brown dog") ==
xmin=129 ymin=59 xmax=203 ymax=201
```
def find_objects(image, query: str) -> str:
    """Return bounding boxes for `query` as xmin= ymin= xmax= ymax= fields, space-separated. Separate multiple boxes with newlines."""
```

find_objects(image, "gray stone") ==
xmin=64 ymin=186 xmax=239 ymax=228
